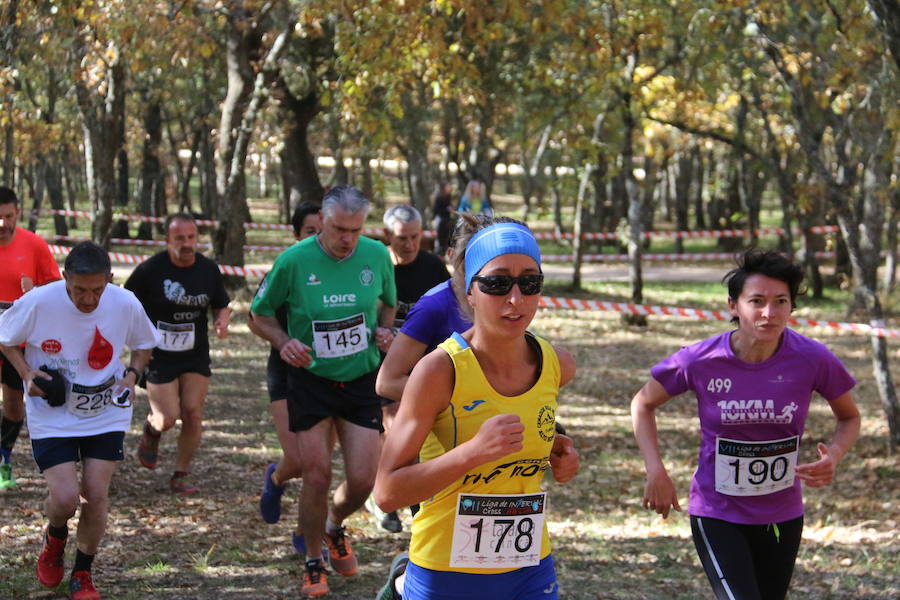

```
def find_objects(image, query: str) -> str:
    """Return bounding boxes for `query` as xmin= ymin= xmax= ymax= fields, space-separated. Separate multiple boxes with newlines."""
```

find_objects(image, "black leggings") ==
xmin=690 ymin=515 xmax=803 ymax=600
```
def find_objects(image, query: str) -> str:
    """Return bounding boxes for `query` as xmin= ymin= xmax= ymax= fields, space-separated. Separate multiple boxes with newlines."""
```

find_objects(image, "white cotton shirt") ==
xmin=0 ymin=280 xmax=159 ymax=439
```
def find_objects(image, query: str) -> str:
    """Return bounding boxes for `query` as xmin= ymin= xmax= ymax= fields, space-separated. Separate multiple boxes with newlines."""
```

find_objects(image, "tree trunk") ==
xmin=215 ymin=14 xmax=292 ymax=289
xmin=178 ymin=126 xmax=201 ymax=213
xmin=674 ymin=151 xmax=692 ymax=254
xmin=136 ymin=100 xmax=163 ymax=240
xmin=199 ymin=123 xmax=216 ymax=218
xmin=73 ymin=34 xmax=125 ymax=249
xmin=44 ymin=156 xmax=68 ymax=236
xmin=110 ymin=146 xmax=129 ymax=238
xmin=619 ymin=73 xmax=646 ymax=326
xmin=1 ymin=125 xmax=12 ymax=188
xmin=692 ymin=147 xmax=706 ymax=230
xmin=26 ymin=162 xmax=45 ymax=232
xmin=277 ymin=82 xmax=324 ymax=215
xmin=572 ymin=164 xmax=591 ymax=290
xmin=882 ymin=190 xmax=899 ymax=292
xmin=1 ymin=0 xmax=19 ymax=187
xmin=326 ymin=110 xmax=348 ymax=188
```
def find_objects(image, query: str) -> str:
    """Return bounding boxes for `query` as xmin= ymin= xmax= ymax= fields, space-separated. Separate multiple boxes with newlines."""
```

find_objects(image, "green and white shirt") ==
xmin=251 ymin=235 xmax=396 ymax=382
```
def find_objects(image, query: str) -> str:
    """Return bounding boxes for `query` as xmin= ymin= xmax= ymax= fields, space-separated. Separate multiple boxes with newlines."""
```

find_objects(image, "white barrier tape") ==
xmin=538 ymin=296 xmax=900 ymax=338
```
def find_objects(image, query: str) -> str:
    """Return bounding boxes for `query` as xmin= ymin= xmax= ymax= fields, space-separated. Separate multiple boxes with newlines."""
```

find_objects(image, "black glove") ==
xmin=33 ymin=366 xmax=67 ymax=407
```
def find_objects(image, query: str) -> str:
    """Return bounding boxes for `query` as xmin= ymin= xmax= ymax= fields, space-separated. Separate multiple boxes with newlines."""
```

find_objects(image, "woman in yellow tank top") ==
xmin=374 ymin=216 xmax=578 ymax=600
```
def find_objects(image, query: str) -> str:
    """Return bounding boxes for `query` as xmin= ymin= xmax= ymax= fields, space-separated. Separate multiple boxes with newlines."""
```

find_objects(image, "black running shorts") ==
xmin=286 ymin=367 xmax=382 ymax=432
xmin=31 ymin=431 xmax=126 ymax=472
xmin=0 ymin=357 xmax=22 ymax=390
xmin=146 ymin=353 xmax=212 ymax=384
xmin=266 ymin=347 xmax=289 ymax=402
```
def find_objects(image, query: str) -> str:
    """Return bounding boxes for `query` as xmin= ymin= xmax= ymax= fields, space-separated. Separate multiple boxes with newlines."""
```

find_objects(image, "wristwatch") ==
xmin=124 ymin=366 xmax=143 ymax=380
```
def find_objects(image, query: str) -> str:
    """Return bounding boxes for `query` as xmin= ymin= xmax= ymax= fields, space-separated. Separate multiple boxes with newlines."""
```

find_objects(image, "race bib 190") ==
xmin=66 ymin=376 xmax=116 ymax=419
xmin=449 ymin=493 xmax=546 ymax=569
xmin=157 ymin=321 xmax=195 ymax=352
xmin=312 ymin=313 xmax=368 ymax=358
xmin=714 ymin=436 xmax=799 ymax=496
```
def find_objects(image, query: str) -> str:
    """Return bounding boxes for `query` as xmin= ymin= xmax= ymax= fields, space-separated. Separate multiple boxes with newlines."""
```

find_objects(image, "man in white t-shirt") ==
xmin=0 ymin=242 xmax=158 ymax=600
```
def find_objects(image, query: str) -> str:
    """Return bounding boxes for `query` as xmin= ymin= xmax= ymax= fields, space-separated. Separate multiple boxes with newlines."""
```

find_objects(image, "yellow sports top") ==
xmin=408 ymin=332 xmax=560 ymax=573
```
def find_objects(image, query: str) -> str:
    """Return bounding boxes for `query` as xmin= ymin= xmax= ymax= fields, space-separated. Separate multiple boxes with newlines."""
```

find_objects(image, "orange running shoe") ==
xmin=324 ymin=526 xmax=357 ymax=576
xmin=302 ymin=558 xmax=329 ymax=597
xmin=36 ymin=530 xmax=66 ymax=588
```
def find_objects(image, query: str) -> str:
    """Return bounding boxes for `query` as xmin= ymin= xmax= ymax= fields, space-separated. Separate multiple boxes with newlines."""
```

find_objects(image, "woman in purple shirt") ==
xmin=631 ymin=250 xmax=860 ymax=600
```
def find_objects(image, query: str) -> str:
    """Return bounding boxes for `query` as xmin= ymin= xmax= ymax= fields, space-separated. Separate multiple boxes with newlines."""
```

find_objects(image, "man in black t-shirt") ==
xmin=372 ymin=204 xmax=450 ymax=533
xmin=382 ymin=205 xmax=450 ymax=331
xmin=124 ymin=213 xmax=231 ymax=494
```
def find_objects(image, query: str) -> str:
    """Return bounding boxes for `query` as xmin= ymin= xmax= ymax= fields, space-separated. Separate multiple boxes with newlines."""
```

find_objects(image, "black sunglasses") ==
xmin=472 ymin=273 xmax=544 ymax=296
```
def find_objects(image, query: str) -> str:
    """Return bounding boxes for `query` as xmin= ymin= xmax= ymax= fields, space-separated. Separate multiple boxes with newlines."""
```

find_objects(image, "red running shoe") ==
xmin=69 ymin=570 xmax=101 ymax=599
xmin=137 ymin=426 xmax=160 ymax=469
xmin=36 ymin=530 xmax=67 ymax=588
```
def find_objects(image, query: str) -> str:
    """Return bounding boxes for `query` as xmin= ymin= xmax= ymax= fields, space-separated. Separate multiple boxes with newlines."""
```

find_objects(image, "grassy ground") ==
xmin=1 ymin=288 xmax=898 ymax=599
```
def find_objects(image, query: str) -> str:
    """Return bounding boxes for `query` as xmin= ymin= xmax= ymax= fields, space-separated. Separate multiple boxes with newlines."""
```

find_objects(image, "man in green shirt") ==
xmin=250 ymin=185 xmax=396 ymax=597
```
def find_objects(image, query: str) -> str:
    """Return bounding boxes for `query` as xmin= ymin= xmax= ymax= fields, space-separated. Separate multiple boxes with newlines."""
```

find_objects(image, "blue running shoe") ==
xmin=293 ymin=534 xmax=331 ymax=564
xmin=259 ymin=463 xmax=285 ymax=523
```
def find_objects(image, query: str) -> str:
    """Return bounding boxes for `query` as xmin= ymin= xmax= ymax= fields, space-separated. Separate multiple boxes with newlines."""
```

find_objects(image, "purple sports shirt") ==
xmin=651 ymin=328 xmax=855 ymax=524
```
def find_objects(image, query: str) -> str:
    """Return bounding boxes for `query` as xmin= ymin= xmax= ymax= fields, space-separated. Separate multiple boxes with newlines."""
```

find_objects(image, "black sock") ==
xmin=144 ymin=422 xmax=161 ymax=438
xmin=172 ymin=471 xmax=188 ymax=479
xmin=0 ymin=417 xmax=24 ymax=455
xmin=73 ymin=549 xmax=94 ymax=573
xmin=48 ymin=524 xmax=68 ymax=540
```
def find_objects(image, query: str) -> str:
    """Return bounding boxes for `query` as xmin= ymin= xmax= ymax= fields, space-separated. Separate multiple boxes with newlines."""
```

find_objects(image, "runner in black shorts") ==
xmin=0 ymin=242 xmax=158 ymax=599
xmin=249 ymin=203 xmax=323 ymax=556
xmin=251 ymin=186 xmax=397 ymax=596
xmin=125 ymin=213 xmax=231 ymax=495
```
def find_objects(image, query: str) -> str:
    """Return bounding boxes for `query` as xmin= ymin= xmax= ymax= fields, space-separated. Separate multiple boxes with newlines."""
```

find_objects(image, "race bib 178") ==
xmin=449 ymin=492 xmax=546 ymax=569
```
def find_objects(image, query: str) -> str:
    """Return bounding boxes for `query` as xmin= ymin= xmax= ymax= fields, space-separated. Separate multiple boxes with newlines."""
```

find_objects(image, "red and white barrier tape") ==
xmin=45 ymin=245 xmax=896 ymax=338
xmin=542 ymin=251 xmax=853 ymax=262
xmin=538 ymin=296 xmax=900 ymax=338
xmin=48 ymin=235 xmax=287 ymax=253
xmin=43 ymin=209 xmax=839 ymax=241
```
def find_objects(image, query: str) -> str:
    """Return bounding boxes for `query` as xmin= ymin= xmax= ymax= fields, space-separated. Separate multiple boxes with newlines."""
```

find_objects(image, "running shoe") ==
xmin=293 ymin=534 xmax=331 ymax=564
xmin=0 ymin=462 xmax=15 ymax=489
xmin=68 ymin=570 xmax=100 ymax=600
xmin=324 ymin=525 xmax=357 ymax=576
xmin=302 ymin=558 xmax=329 ymax=597
xmin=137 ymin=427 xmax=160 ymax=469
xmin=170 ymin=473 xmax=199 ymax=495
xmin=380 ymin=510 xmax=402 ymax=534
xmin=259 ymin=463 xmax=285 ymax=523
xmin=374 ymin=552 xmax=408 ymax=600
xmin=36 ymin=530 xmax=67 ymax=588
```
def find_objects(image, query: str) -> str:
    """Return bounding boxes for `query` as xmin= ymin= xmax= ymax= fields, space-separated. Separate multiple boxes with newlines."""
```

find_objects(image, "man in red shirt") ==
xmin=0 ymin=186 xmax=61 ymax=488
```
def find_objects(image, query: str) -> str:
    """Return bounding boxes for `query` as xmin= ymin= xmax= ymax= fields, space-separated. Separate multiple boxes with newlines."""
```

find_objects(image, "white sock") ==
xmin=325 ymin=518 xmax=341 ymax=535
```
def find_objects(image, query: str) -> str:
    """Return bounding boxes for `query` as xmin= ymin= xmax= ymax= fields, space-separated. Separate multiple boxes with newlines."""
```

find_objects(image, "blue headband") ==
xmin=464 ymin=223 xmax=542 ymax=292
